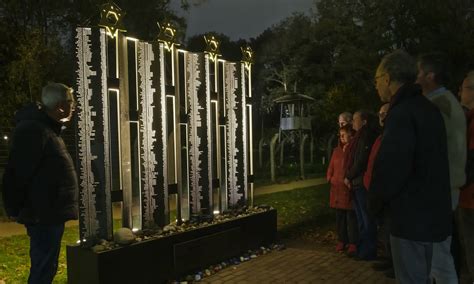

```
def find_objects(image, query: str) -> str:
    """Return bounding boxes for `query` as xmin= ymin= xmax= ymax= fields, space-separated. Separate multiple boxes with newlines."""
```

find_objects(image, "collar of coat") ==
xmin=389 ymin=83 xmax=422 ymax=111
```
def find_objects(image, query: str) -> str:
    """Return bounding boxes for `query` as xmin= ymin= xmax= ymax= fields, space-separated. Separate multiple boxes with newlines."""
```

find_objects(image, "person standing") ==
xmin=327 ymin=125 xmax=358 ymax=256
xmin=328 ymin=112 xmax=354 ymax=160
xmin=458 ymin=71 xmax=474 ymax=284
xmin=416 ymin=52 xmax=466 ymax=284
xmin=2 ymin=83 xmax=78 ymax=284
xmin=369 ymin=50 xmax=452 ymax=284
xmin=338 ymin=112 xmax=353 ymax=128
xmin=364 ymin=103 xmax=395 ymax=278
xmin=344 ymin=110 xmax=378 ymax=260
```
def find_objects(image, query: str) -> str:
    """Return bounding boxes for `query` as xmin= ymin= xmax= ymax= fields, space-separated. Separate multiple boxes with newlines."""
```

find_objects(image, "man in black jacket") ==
xmin=2 ymin=83 xmax=78 ymax=284
xmin=369 ymin=50 xmax=452 ymax=284
xmin=344 ymin=110 xmax=378 ymax=260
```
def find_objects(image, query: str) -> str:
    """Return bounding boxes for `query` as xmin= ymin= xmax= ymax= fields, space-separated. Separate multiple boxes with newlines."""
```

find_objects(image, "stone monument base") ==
xmin=67 ymin=209 xmax=277 ymax=284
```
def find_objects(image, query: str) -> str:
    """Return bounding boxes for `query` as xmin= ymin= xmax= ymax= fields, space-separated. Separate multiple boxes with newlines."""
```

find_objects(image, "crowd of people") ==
xmin=326 ymin=50 xmax=474 ymax=284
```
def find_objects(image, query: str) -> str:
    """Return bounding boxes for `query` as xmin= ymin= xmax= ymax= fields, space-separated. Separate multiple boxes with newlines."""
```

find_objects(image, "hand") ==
xmin=344 ymin=178 xmax=351 ymax=189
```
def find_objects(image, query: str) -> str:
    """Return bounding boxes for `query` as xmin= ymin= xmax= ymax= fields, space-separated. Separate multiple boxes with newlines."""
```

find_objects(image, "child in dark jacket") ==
xmin=327 ymin=125 xmax=358 ymax=255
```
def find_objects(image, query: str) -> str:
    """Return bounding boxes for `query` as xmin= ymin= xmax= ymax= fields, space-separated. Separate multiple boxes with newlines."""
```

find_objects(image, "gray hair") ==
xmin=41 ymin=83 xmax=73 ymax=110
xmin=465 ymin=71 xmax=474 ymax=84
xmin=379 ymin=50 xmax=417 ymax=84
xmin=339 ymin=112 xmax=353 ymax=122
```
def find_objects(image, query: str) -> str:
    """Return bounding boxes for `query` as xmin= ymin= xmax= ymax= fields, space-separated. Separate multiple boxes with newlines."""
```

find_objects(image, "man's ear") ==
xmin=427 ymin=71 xmax=435 ymax=82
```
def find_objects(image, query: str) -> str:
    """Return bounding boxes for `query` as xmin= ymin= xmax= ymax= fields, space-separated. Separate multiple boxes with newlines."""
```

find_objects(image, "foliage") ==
xmin=0 ymin=0 xmax=187 ymax=130
xmin=250 ymin=0 xmax=474 ymax=145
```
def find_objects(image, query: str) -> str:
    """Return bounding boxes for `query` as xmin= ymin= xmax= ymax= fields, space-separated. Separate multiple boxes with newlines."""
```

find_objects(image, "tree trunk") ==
xmin=270 ymin=133 xmax=279 ymax=183
xmin=258 ymin=138 xmax=264 ymax=168
xmin=300 ymin=134 xmax=308 ymax=180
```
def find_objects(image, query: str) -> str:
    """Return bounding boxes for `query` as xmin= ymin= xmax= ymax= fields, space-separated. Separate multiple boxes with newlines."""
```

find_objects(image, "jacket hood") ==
xmin=14 ymin=102 xmax=62 ymax=134
xmin=14 ymin=102 xmax=45 ymax=123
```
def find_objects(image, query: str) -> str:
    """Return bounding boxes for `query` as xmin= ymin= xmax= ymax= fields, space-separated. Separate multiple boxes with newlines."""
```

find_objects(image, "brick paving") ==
xmin=200 ymin=241 xmax=395 ymax=284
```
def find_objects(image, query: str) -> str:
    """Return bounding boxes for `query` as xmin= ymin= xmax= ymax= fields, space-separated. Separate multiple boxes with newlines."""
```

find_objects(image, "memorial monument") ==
xmin=67 ymin=2 xmax=276 ymax=283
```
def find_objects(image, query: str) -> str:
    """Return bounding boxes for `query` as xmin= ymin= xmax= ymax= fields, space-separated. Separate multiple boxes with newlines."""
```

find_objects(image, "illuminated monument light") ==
xmin=75 ymin=0 xmax=255 ymax=242
xmin=68 ymin=3 xmax=274 ymax=283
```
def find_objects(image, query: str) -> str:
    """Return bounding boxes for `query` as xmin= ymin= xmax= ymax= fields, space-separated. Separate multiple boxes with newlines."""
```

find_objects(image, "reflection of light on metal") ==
xmin=132 ymin=228 xmax=139 ymax=232
xmin=126 ymin=37 xmax=138 ymax=42
xmin=3 ymin=135 xmax=8 ymax=140
xmin=241 ymin=46 xmax=253 ymax=71
xmin=83 ymin=239 xmax=87 ymax=242
xmin=76 ymin=240 xmax=81 ymax=244
xmin=157 ymin=22 xmax=179 ymax=52
xmin=204 ymin=35 xmax=220 ymax=62
xmin=98 ymin=1 xmax=126 ymax=39
xmin=213 ymin=210 xmax=220 ymax=215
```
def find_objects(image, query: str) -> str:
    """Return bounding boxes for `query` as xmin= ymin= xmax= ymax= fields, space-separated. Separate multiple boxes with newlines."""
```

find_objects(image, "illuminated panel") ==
xmin=245 ymin=65 xmax=254 ymax=205
xmin=136 ymin=41 xmax=159 ymax=227
xmin=240 ymin=63 xmax=248 ymax=202
xmin=76 ymin=27 xmax=112 ymax=241
xmin=185 ymin=52 xmax=212 ymax=214
xmin=224 ymin=62 xmax=246 ymax=207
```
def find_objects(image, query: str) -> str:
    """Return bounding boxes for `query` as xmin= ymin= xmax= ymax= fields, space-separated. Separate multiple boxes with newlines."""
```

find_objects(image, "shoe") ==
xmin=384 ymin=268 xmax=395 ymax=279
xmin=346 ymin=244 xmax=357 ymax=257
xmin=371 ymin=261 xmax=392 ymax=271
xmin=336 ymin=242 xmax=345 ymax=253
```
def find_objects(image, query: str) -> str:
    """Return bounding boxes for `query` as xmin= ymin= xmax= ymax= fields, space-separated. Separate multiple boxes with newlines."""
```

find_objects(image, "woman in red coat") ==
xmin=327 ymin=125 xmax=358 ymax=255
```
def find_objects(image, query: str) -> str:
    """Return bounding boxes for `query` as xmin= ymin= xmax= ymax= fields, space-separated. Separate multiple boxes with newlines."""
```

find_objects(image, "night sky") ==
xmin=170 ymin=0 xmax=315 ymax=40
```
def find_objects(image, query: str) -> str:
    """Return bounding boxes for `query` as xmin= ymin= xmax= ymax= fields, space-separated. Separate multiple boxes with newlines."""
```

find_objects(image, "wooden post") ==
xmin=270 ymin=133 xmax=279 ymax=183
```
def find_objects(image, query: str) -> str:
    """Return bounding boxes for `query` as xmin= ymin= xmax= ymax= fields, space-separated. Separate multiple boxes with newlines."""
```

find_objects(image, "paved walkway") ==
xmin=254 ymin=177 xmax=326 ymax=196
xmin=201 ymin=241 xmax=395 ymax=284
xmin=0 ymin=177 xmax=327 ymax=238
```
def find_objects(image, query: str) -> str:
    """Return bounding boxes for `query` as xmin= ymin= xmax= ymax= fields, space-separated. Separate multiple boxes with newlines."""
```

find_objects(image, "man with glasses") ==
xmin=368 ymin=50 xmax=452 ymax=283
xmin=416 ymin=53 xmax=466 ymax=284
xmin=2 ymin=83 xmax=78 ymax=283
xmin=458 ymin=71 xmax=474 ymax=284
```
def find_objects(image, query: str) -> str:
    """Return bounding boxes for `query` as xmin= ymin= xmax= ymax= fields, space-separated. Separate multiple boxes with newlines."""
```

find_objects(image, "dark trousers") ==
xmin=377 ymin=209 xmax=392 ymax=261
xmin=26 ymin=223 xmax=65 ymax=284
xmin=335 ymin=209 xmax=358 ymax=244
xmin=352 ymin=187 xmax=377 ymax=259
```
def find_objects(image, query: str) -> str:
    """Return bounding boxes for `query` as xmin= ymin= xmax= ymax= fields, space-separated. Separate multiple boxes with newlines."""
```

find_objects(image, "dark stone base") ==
xmin=66 ymin=209 xmax=277 ymax=284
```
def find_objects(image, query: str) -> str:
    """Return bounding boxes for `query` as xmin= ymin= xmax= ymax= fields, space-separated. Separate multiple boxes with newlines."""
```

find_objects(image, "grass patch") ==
xmin=0 ymin=184 xmax=332 ymax=283
xmin=0 ymin=225 xmax=78 ymax=283
xmin=254 ymin=183 xmax=333 ymax=239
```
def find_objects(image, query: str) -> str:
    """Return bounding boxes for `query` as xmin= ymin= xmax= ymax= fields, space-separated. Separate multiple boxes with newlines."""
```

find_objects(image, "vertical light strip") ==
xmin=115 ymin=36 xmax=119 ymax=79
xmin=171 ymin=47 xmax=175 ymax=86
xmin=212 ymin=101 xmax=220 ymax=181
xmin=222 ymin=61 xmax=226 ymax=117
xmin=248 ymin=104 xmax=253 ymax=175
